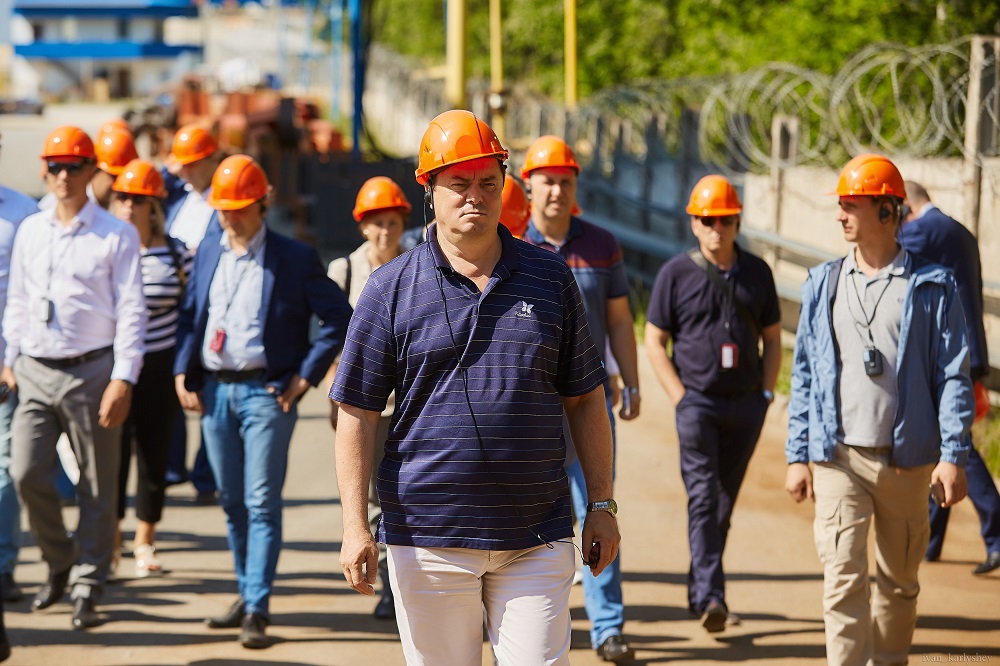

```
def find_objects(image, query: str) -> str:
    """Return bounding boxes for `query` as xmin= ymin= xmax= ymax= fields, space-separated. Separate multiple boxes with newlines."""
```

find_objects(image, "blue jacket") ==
xmin=900 ymin=206 xmax=989 ymax=379
xmin=174 ymin=227 xmax=353 ymax=394
xmin=786 ymin=253 xmax=973 ymax=468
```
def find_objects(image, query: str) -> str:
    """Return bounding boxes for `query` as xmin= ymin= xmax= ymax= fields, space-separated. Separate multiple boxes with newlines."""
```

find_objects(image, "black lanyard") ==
xmin=847 ymin=269 xmax=893 ymax=346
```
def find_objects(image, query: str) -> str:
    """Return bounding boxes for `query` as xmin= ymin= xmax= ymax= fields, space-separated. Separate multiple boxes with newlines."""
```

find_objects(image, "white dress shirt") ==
xmin=168 ymin=185 xmax=215 ymax=252
xmin=201 ymin=225 xmax=268 ymax=372
xmin=3 ymin=201 xmax=147 ymax=383
xmin=0 ymin=185 xmax=39 ymax=362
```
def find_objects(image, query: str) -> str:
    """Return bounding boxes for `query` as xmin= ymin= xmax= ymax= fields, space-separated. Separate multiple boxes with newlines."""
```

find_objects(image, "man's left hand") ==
xmin=270 ymin=374 xmax=310 ymax=413
xmin=581 ymin=510 xmax=621 ymax=577
xmin=99 ymin=379 xmax=133 ymax=429
xmin=930 ymin=461 xmax=967 ymax=507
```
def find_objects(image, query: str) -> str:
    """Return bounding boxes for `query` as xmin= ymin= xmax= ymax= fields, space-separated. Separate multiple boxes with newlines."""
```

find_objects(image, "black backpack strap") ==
xmin=688 ymin=247 xmax=759 ymax=338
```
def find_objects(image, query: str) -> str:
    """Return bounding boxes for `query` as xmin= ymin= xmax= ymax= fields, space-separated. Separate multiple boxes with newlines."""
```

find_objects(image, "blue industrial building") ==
xmin=12 ymin=0 xmax=203 ymax=98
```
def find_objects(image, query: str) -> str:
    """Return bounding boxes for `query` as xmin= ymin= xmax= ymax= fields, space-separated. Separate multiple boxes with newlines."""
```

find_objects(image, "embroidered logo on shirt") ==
xmin=515 ymin=301 xmax=535 ymax=319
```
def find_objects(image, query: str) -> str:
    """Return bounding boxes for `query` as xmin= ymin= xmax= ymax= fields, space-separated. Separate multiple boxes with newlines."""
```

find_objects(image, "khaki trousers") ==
xmin=813 ymin=444 xmax=933 ymax=666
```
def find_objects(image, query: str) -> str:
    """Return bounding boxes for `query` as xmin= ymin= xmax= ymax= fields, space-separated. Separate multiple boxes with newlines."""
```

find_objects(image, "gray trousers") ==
xmin=10 ymin=351 xmax=120 ymax=601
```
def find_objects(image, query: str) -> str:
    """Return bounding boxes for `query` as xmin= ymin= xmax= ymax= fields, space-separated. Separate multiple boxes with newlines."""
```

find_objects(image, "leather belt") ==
xmin=33 ymin=346 xmax=113 ymax=368
xmin=210 ymin=369 xmax=266 ymax=383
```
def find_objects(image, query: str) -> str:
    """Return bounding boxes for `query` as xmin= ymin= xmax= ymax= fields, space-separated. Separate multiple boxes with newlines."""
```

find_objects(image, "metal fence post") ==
xmin=963 ymin=36 xmax=1000 ymax=237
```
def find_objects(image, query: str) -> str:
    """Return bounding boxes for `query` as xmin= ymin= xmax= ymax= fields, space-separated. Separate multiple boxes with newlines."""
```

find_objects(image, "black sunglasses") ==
xmin=114 ymin=192 xmax=150 ymax=206
xmin=698 ymin=216 xmax=738 ymax=227
xmin=47 ymin=161 xmax=88 ymax=176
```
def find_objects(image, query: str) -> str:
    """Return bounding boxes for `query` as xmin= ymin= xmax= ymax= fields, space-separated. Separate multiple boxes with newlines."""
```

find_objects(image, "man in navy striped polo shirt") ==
xmin=331 ymin=110 xmax=620 ymax=665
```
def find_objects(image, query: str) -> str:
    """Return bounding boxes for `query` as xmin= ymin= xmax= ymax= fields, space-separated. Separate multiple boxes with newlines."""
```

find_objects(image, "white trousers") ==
xmin=388 ymin=541 xmax=575 ymax=666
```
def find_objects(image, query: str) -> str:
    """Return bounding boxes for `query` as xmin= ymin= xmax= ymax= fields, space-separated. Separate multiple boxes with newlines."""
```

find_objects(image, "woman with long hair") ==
xmin=110 ymin=159 xmax=192 ymax=577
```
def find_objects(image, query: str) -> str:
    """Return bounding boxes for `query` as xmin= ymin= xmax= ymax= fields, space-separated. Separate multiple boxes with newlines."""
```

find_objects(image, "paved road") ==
xmin=4 ymin=350 xmax=1000 ymax=665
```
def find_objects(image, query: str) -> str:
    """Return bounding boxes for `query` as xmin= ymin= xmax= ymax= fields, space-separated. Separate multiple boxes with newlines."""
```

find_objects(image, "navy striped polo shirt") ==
xmin=330 ymin=222 xmax=607 ymax=551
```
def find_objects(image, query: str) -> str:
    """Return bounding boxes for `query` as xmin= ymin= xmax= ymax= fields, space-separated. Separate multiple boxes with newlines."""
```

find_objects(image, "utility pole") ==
xmin=445 ymin=0 xmax=467 ymax=109
xmin=488 ymin=0 xmax=506 ymax=142
xmin=564 ymin=0 xmax=577 ymax=109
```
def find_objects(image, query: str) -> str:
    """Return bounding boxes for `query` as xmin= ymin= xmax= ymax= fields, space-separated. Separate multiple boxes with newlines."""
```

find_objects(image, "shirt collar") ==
xmin=846 ymin=246 xmax=909 ymax=278
xmin=915 ymin=202 xmax=937 ymax=219
xmin=524 ymin=216 xmax=583 ymax=248
xmin=427 ymin=222 xmax=519 ymax=278
xmin=221 ymin=223 xmax=267 ymax=256
xmin=45 ymin=199 xmax=96 ymax=231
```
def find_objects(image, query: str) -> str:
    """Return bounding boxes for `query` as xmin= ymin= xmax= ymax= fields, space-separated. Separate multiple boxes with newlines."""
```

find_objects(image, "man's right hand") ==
xmin=785 ymin=462 xmax=814 ymax=503
xmin=0 ymin=366 xmax=16 ymax=402
xmin=174 ymin=374 xmax=203 ymax=414
xmin=340 ymin=528 xmax=379 ymax=596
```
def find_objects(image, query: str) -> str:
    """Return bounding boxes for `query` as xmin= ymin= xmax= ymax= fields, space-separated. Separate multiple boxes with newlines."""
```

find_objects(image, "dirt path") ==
xmin=3 ymin=349 xmax=998 ymax=665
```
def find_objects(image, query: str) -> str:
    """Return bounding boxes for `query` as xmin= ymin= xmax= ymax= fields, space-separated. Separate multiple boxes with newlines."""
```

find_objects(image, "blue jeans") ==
xmin=201 ymin=378 xmax=297 ymax=618
xmin=567 ymin=397 xmax=623 ymax=649
xmin=0 ymin=394 xmax=20 ymax=574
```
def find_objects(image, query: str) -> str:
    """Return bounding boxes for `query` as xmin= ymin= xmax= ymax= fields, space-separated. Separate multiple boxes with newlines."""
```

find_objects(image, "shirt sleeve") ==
xmin=555 ymin=267 xmax=608 ymax=396
xmin=2 ymin=225 xmax=28 ymax=367
xmin=607 ymin=238 xmax=629 ymax=299
xmin=646 ymin=262 xmax=675 ymax=332
xmin=111 ymin=223 xmax=148 ymax=383
xmin=329 ymin=274 xmax=397 ymax=411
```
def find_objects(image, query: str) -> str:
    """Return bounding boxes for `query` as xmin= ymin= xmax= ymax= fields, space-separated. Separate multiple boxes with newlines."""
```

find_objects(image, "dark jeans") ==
xmin=117 ymin=348 xmax=177 ymax=523
xmin=926 ymin=444 xmax=1000 ymax=559
xmin=675 ymin=389 xmax=768 ymax=614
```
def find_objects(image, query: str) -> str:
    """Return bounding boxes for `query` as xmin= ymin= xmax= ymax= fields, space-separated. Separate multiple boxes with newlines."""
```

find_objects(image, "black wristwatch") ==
xmin=587 ymin=499 xmax=618 ymax=516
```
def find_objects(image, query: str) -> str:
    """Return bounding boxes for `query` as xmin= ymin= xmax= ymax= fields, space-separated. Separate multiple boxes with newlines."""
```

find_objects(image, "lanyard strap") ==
xmin=218 ymin=248 xmax=257 ymax=325
xmin=848 ymin=270 xmax=893 ymax=345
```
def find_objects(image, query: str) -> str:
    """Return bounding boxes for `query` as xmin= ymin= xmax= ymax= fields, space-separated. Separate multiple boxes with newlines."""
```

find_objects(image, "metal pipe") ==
xmin=564 ymin=0 xmax=576 ymax=109
xmin=445 ymin=0 xmax=467 ymax=109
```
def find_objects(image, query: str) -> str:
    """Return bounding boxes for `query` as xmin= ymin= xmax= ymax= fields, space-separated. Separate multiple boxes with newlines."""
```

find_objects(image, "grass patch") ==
xmin=974 ymin=412 xmax=1000 ymax=478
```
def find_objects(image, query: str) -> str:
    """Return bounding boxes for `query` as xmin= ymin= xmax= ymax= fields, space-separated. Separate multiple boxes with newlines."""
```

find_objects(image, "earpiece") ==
xmin=423 ymin=189 xmax=432 ymax=208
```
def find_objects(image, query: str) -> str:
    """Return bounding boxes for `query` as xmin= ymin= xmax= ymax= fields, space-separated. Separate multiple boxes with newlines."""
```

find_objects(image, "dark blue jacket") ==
xmin=174 ymin=226 xmax=353 ymax=394
xmin=901 ymin=206 xmax=989 ymax=379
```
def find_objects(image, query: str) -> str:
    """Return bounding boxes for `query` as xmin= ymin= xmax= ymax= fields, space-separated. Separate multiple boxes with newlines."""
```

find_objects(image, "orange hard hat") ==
xmin=99 ymin=118 xmax=131 ymax=138
xmin=499 ymin=175 xmax=530 ymax=238
xmin=168 ymin=124 xmax=218 ymax=166
xmin=833 ymin=154 xmax=906 ymax=199
xmin=686 ymin=175 xmax=742 ymax=217
xmin=415 ymin=110 xmax=508 ymax=185
xmin=113 ymin=159 xmax=165 ymax=197
xmin=207 ymin=154 xmax=269 ymax=211
xmin=521 ymin=135 xmax=581 ymax=180
xmin=41 ymin=126 xmax=95 ymax=160
xmin=95 ymin=128 xmax=139 ymax=176
xmin=975 ymin=381 xmax=991 ymax=423
xmin=353 ymin=176 xmax=412 ymax=222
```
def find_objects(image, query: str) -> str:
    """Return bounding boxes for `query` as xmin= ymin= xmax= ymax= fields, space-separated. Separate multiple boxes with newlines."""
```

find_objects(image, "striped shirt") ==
xmin=523 ymin=217 xmax=629 ymax=359
xmin=330 ymin=223 xmax=606 ymax=550
xmin=142 ymin=238 xmax=193 ymax=353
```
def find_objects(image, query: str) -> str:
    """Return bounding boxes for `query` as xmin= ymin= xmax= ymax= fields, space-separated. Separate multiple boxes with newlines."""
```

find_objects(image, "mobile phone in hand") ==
xmin=929 ymin=481 xmax=945 ymax=507
xmin=0 ymin=383 xmax=9 ymax=404
xmin=588 ymin=542 xmax=600 ymax=569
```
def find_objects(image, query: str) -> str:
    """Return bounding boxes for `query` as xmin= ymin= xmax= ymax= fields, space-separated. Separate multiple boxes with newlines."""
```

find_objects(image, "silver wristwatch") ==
xmin=587 ymin=499 xmax=618 ymax=516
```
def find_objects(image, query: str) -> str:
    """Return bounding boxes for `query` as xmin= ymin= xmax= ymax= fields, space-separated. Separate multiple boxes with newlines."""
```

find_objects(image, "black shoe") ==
xmin=239 ymin=612 xmax=269 ymax=649
xmin=195 ymin=491 xmax=218 ymax=506
xmin=701 ymin=600 xmax=727 ymax=633
xmin=0 ymin=627 xmax=9 ymax=663
xmin=30 ymin=569 xmax=70 ymax=611
xmin=596 ymin=634 xmax=635 ymax=663
xmin=71 ymin=597 xmax=99 ymax=630
xmin=205 ymin=598 xmax=246 ymax=629
xmin=973 ymin=551 xmax=1000 ymax=575
xmin=373 ymin=586 xmax=395 ymax=620
xmin=0 ymin=573 xmax=21 ymax=603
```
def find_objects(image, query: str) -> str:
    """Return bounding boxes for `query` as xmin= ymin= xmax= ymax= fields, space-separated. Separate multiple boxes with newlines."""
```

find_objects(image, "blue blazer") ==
xmin=174 ymin=226 xmax=353 ymax=394
xmin=901 ymin=207 xmax=989 ymax=379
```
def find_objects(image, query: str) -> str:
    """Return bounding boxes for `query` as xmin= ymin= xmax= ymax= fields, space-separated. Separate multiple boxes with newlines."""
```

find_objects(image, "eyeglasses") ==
xmin=46 ymin=161 xmax=88 ymax=176
xmin=113 ymin=192 xmax=149 ymax=206
xmin=698 ymin=216 xmax=738 ymax=227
